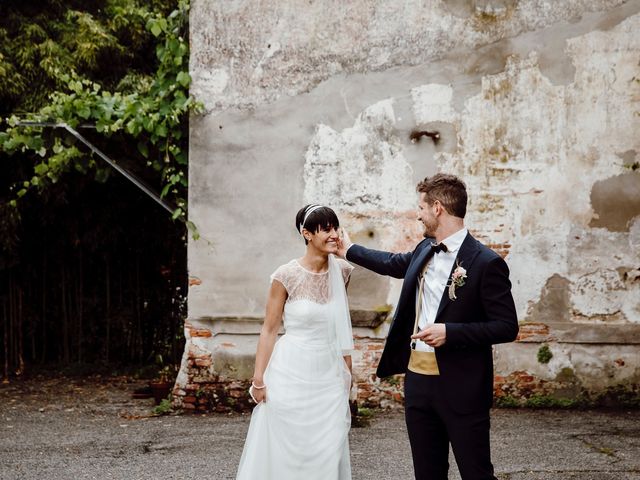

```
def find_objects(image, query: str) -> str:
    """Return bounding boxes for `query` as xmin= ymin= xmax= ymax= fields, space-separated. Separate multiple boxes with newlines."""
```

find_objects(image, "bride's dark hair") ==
xmin=295 ymin=205 xmax=340 ymax=244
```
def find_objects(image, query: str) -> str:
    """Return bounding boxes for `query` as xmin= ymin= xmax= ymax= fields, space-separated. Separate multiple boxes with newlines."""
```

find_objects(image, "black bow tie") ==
xmin=430 ymin=242 xmax=448 ymax=254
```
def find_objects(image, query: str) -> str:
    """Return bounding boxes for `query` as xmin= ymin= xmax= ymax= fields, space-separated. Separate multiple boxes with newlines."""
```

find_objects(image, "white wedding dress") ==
xmin=236 ymin=256 xmax=354 ymax=480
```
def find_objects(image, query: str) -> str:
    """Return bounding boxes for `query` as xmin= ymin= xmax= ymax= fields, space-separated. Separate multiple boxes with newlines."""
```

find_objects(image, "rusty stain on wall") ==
xmin=589 ymin=173 xmax=640 ymax=232
xmin=526 ymin=274 xmax=571 ymax=324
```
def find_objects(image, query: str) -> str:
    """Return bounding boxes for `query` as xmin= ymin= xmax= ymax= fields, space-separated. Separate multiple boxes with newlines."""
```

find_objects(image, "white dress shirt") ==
xmin=414 ymin=227 xmax=468 ymax=352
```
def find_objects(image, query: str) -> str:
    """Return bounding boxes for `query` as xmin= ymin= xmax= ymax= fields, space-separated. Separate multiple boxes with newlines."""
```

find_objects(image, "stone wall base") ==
xmin=172 ymin=320 xmax=640 ymax=412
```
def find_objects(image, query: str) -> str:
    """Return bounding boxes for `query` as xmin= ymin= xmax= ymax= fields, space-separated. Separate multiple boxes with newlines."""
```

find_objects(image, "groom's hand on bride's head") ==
xmin=336 ymin=228 xmax=353 ymax=258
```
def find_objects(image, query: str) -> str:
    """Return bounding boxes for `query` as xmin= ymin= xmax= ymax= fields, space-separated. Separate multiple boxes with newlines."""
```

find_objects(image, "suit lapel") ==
xmin=406 ymin=241 xmax=435 ymax=285
xmin=435 ymin=233 xmax=480 ymax=321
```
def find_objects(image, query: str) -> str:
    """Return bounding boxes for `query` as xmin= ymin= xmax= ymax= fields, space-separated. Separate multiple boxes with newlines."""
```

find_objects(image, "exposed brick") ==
xmin=175 ymin=333 xmax=575 ymax=412
xmin=515 ymin=373 xmax=534 ymax=382
xmin=516 ymin=322 xmax=550 ymax=341
xmin=229 ymin=389 xmax=245 ymax=398
xmin=194 ymin=358 xmax=212 ymax=367
xmin=188 ymin=327 xmax=213 ymax=338
xmin=486 ymin=243 xmax=511 ymax=258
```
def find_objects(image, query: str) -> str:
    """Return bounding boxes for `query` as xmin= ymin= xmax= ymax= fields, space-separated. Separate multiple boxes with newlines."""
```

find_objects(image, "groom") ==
xmin=338 ymin=173 xmax=518 ymax=480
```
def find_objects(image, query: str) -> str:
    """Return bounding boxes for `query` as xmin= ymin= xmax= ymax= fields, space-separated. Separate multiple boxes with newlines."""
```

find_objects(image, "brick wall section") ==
xmin=173 ymin=323 xmax=552 ymax=412
xmin=494 ymin=370 xmax=550 ymax=400
xmin=185 ymin=324 xmax=212 ymax=338
xmin=173 ymin=329 xmax=637 ymax=411
xmin=484 ymin=242 xmax=512 ymax=259
xmin=175 ymin=319 xmax=634 ymax=412
xmin=173 ymin=333 xmax=405 ymax=413
xmin=352 ymin=336 xmax=404 ymax=408
xmin=173 ymin=345 xmax=253 ymax=413
xmin=172 ymin=323 xmax=257 ymax=413
xmin=516 ymin=322 xmax=551 ymax=342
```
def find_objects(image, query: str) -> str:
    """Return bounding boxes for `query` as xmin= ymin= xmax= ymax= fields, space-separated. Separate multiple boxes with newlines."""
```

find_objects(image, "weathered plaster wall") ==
xmin=181 ymin=0 xmax=640 ymax=410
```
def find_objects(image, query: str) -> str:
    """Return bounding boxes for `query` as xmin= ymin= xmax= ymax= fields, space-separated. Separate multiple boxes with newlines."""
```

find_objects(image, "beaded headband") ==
xmin=299 ymin=204 xmax=324 ymax=234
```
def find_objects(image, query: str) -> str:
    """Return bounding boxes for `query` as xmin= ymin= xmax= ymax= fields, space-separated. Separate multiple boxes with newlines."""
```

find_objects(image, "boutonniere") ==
xmin=447 ymin=261 xmax=467 ymax=300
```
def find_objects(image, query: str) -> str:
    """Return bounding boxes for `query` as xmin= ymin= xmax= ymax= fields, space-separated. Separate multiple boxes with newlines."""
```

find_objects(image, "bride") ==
xmin=236 ymin=204 xmax=354 ymax=480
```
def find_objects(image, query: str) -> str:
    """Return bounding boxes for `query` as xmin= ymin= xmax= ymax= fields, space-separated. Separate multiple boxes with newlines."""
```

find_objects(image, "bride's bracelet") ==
xmin=251 ymin=381 xmax=266 ymax=389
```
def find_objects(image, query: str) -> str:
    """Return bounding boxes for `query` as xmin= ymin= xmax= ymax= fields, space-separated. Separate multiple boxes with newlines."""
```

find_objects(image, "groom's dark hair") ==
xmin=417 ymin=174 xmax=467 ymax=218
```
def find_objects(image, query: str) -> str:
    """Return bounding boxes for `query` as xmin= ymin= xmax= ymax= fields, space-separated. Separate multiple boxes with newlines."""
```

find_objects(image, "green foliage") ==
xmin=524 ymin=394 xmax=576 ymax=409
xmin=497 ymin=385 xmax=640 ymax=409
xmin=152 ymin=398 xmax=174 ymax=415
xmin=497 ymin=393 xmax=581 ymax=409
xmin=495 ymin=395 xmax=520 ymax=408
xmin=351 ymin=405 xmax=375 ymax=428
xmin=382 ymin=375 xmax=402 ymax=387
xmin=0 ymin=1 xmax=160 ymax=112
xmin=537 ymin=344 xmax=553 ymax=364
xmin=0 ymin=0 xmax=201 ymax=245
xmin=357 ymin=407 xmax=374 ymax=417
xmin=0 ymin=1 xmax=192 ymax=374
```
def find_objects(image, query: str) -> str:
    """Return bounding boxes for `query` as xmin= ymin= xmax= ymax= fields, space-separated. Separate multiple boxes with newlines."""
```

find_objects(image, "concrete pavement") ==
xmin=1 ymin=376 xmax=639 ymax=479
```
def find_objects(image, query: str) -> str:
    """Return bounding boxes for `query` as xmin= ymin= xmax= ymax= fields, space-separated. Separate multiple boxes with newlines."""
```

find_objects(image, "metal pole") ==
xmin=15 ymin=121 xmax=174 ymax=214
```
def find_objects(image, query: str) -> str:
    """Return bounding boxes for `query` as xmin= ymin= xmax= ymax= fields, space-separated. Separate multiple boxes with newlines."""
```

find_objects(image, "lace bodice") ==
xmin=270 ymin=258 xmax=354 ymax=304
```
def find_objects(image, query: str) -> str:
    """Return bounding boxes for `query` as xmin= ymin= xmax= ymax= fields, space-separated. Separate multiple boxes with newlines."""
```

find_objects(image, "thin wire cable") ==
xmin=15 ymin=121 xmax=174 ymax=214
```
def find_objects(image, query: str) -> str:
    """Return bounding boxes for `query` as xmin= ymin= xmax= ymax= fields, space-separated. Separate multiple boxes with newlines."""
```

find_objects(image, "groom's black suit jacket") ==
xmin=347 ymin=233 xmax=518 ymax=413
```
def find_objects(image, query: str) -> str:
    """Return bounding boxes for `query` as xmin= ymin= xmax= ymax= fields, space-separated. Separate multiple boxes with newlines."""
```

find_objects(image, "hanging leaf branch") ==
xmin=0 ymin=0 xmax=201 ymax=238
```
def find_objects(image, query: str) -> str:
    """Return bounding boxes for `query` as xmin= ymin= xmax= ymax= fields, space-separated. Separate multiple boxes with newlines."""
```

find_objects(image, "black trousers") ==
xmin=404 ymin=370 xmax=497 ymax=480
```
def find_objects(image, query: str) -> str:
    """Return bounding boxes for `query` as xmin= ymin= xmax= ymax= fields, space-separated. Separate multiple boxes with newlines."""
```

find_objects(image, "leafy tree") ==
xmin=0 ymin=0 xmax=199 ymax=249
xmin=0 ymin=0 xmax=199 ymax=374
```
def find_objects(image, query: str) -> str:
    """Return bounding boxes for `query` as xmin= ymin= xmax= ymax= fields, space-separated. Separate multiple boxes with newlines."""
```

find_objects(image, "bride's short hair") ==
xmin=296 ymin=205 xmax=340 ymax=244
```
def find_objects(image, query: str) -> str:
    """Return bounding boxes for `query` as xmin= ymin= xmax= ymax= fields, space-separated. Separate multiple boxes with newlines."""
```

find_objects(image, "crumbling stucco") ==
xmin=189 ymin=0 xmax=630 ymax=115
xmin=185 ymin=1 xmax=640 ymax=406
xmin=301 ymin=14 xmax=640 ymax=323
xmin=304 ymin=100 xmax=415 ymax=214
xmin=438 ymin=15 xmax=640 ymax=325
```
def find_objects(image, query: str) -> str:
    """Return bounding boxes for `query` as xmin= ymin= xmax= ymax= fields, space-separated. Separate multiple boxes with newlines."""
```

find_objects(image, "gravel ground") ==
xmin=1 ymin=375 xmax=639 ymax=479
